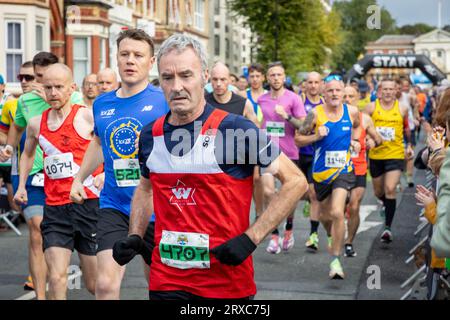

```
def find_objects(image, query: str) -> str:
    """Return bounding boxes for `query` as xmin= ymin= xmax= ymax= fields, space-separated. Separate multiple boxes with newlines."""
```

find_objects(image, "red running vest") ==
xmin=146 ymin=109 xmax=255 ymax=298
xmin=351 ymin=112 xmax=367 ymax=176
xmin=39 ymin=104 xmax=102 ymax=206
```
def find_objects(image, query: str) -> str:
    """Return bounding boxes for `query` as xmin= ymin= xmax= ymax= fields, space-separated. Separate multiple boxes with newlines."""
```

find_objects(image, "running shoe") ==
xmin=344 ymin=244 xmax=357 ymax=257
xmin=380 ymin=228 xmax=393 ymax=243
xmin=23 ymin=275 xmax=34 ymax=291
xmin=305 ymin=232 xmax=319 ymax=251
xmin=282 ymin=230 xmax=295 ymax=251
xmin=329 ymin=258 xmax=345 ymax=280
xmin=302 ymin=201 xmax=311 ymax=218
xmin=266 ymin=234 xmax=281 ymax=254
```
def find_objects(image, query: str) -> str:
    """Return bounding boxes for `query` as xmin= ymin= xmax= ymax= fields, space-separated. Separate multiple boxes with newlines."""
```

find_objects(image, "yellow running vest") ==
xmin=368 ymin=99 xmax=405 ymax=160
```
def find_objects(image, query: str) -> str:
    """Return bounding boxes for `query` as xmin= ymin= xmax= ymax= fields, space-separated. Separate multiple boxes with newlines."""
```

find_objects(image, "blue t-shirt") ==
xmin=93 ymin=84 xmax=169 ymax=216
xmin=139 ymin=104 xmax=279 ymax=179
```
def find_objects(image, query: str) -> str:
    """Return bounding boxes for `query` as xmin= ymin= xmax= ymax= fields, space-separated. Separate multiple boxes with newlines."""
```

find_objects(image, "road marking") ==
xmin=357 ymin=205 xmax=382 ymax=234
xmin=15 ymin=270 xmax=82 ymax=300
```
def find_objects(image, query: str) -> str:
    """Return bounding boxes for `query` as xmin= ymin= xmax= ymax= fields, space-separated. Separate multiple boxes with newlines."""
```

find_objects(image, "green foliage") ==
xmin=228 ymin=0 xmax=342 ymax=81
xmin=331 ymin=0 xmax=396 ymax=71
xmin=398 ymin=23 xmax=434 ymax=36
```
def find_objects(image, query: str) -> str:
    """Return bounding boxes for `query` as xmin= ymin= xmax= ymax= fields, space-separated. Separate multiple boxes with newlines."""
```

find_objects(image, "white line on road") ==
xmin=15 ymin=270 xmax=83 ymax=300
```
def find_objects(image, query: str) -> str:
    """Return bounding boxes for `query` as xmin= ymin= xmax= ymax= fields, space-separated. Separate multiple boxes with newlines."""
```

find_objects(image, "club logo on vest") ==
xmin=170 ymin=179 xmax=196 ymax=212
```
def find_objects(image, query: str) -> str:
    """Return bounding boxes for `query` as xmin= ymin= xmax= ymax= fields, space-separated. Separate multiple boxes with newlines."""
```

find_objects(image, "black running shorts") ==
xmin=314 ymin=172 xmax=356 ymax=202
xmin=41 ymin=199 xmax=99 ymax=255
xmin=369 ymin=159 xmax=404 ymax=178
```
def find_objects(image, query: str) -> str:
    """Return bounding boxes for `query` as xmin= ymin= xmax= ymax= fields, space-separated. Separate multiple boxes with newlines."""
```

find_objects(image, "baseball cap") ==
xmin=358 ymin=80 xmax=369 ymax=93
xmin=0 ymin=74 xmax=4 ymax=85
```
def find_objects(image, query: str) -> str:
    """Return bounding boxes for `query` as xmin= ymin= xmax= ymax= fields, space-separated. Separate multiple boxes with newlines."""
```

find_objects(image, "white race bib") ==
xmin=113 ymin=159 xmax=140 ymax=187
xmin=376 ymin=126 xmax=395 ymax=141
xmin=266 ymin=121 xmax=285 ymax=137
xmin=44 ymin=153 xmax=77 ymax=179
xmin=31 ymin=173 xmax=45 ymax=187
xmin=325 ymin=151 xmax=347 ymax=168
xmin=159 ymin=230 xmax=210 ymax=269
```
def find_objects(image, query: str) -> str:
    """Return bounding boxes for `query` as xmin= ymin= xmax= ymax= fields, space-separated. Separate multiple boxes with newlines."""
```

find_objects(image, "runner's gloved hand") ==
xmin=112 ymin=234 xmax=152 ymax=266
xmin=210 ymin=233 xmax=256 ymax=266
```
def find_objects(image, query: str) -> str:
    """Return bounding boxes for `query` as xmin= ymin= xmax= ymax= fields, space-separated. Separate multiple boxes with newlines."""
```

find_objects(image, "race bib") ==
xmin=376 ymin=127 xmax=395 ymax=141
xmin=325 ymin=150 xmax=347 ymax=168
xmin=44 ymin=153 xmax=77 ymax=179
xmin=266 ymin=121 xmax=285 ymax=137
xmin=31 ymin=173 xmax=45 ymax=187
xmin=0 ymin=145 xmax=11 ymax=165
xmin=159 ymin=230 xmax=210 ymax=269
xmin=113 ymin=159 xmax=140 ymax=187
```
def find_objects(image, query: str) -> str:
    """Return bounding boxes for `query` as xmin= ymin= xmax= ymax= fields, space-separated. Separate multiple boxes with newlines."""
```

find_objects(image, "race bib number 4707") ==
xmin=159 ymin=230 xmax=210 ymax=269
xmin=376 ymin=127 xmax=395 ymax=141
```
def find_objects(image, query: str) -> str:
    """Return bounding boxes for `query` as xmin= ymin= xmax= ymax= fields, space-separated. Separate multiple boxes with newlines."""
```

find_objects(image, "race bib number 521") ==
xmin=113 ymin=159 xmax=140 ymax=187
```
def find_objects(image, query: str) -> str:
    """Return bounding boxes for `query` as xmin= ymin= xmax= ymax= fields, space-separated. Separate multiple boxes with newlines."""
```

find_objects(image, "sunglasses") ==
xmin=324 ymin=74 xmax=343 ymax=83
xmin=17 ymin=74 xmax=35 ymax=82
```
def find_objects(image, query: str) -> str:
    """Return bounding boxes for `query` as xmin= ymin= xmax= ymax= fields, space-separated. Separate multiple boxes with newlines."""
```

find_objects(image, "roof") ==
xmin=374 ymin=35 xmax=416 ymax=45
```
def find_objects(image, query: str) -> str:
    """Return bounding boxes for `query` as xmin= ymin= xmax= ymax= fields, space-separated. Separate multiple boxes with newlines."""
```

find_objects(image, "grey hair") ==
xmin=157 ymin=34 xmax=208 ymax=74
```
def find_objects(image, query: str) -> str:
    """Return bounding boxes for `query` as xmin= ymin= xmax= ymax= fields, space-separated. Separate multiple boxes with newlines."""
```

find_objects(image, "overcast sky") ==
xmin=377 ymin=0 xmax=450 ymax=27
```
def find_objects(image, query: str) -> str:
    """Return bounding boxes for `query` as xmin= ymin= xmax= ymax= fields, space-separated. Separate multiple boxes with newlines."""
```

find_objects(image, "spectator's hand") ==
xmin=427 ymin=133 xmax=444 ymax=153
xmin=113 ymin=234 xmax=152 ymax=266
xmin=70 ymin=178 xmax=88 ymax=204
xmin=210 ymin=233 xmax=256 ymax=266
xmin=0 ymin=145 xmax=13 ymax=162
xmin=415 ymin=185 xmax=436 ymax=207
xmin=93 ymin=173 xmax=105 ymax=192
xmin=274 ymin=104 xmax=289 ymax=120
xmin=14 ymin=186 xmax=28 ymax=205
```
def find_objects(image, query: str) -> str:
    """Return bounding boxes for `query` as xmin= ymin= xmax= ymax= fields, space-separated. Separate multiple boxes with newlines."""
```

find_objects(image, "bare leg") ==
xmin=78 ymin=253 xmax=97 ymax=295
xmin=346 ymin=187 xmax=365 ymax=244
xmin=95 ymin=250 xmax=126 ymax=300
xmin=45 ymin=247 xmax=72 ymax=300
xmin=27 ymin=214 xmax=47 ymax=300
xmin=329 ymin=188 xmax=349 ymax=257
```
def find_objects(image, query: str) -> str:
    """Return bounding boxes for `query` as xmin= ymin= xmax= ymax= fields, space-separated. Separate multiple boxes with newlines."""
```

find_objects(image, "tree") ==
xmin=228 ymin=0 xmax=343 ymax=81
xmin=398 ymin=23 xmax=434 ymax=35
xmin=331 ymin=0 xmax=396 ymax=71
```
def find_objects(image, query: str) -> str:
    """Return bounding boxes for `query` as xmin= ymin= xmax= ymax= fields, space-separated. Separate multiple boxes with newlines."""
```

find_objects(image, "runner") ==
xmin=343 ymin=85 xmax=382 ymax=257
xmin=297 ymin=74 xmax=361 ymax=279
xmin=399 ymin=78 xmax=420 ymax=188
xmin=205 ymin=62 xmax=258 ymax=124
xmin=14 ymin=63 xmax=102 ymax=299
xmin=70 ymin=29 xmax=169 ymax=300
xmin=0 ymin=52 xmax=83 ymax=299
xmin=81 ymin=73 xmax=99 ymax=108
xmin=244 ymin=63 xmax=267 ymax=221
xmin=236 ymin=75 xmax=249 ymax=92
xmin=295 ymin=71 xmax=325 ymax=252
xmin=364 ymin=78 xmax=414 ymax=243
xmin=258 ymin=61 xmax=306 ymax=253
xmin=96 ymin=68 xmax=119 ymax=94
xmin=112 ymin=34 xmax=308 ymax=300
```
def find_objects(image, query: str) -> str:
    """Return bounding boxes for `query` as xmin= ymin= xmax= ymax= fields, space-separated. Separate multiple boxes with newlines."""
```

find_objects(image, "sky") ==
xmin=377 ymin=0 xmax=450 ymax=27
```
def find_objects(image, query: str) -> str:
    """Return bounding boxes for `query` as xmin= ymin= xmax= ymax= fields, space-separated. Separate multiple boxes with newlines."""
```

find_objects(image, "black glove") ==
xmin=210 ymin=233 xmax=256 ymax=266
xmin=112 ymin=234 xmax=152 ymax=266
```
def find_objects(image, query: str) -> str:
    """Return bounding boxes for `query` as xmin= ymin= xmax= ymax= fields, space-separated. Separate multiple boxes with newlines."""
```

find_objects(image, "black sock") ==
xmin=384 ymin=198 xmax=396 ymax=228
xmin=285 ymin=217 xmax=294 ymax=231
xmin=310 ymin=220 xmax=319 ymax=234
xmin=379 ymin=194 xmax=386 ymax=206
xmin=272 ymin=228 xmax=279 ymax=235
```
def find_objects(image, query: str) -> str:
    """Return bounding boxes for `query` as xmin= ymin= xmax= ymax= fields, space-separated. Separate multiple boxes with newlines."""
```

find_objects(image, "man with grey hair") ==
xmin=97 ymin=68 xmax=119 ymax=94
xmin=70 ymin=28 xmax=169 ymax=300
xmin=112 ymin=33 xmax=307 ymax=299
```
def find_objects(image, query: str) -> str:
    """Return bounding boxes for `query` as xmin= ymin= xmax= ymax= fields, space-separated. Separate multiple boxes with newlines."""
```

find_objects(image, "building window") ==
xmin=73 ymin=37 xmax=90 ymax=86
xmin=214 ymin=21 xmax=220 ymax=29
xmin=225 ymin=25 xmax=229 ymax=33
xmin=5 ymin=21 xmax=24 ymax=83
xmin=35 ymin=24 xmax=44 ymax=52
xmin=225 ymin=39 xmax=230 ymax=59
xmin=214 ymin=0 xmax=220 ymax=15
xmin=437 ymin=50 xmax=443 ymax=58
xmin=214 ymin=35 xmax=220 ymax=56
xmin=194 ymin=0 xmax=204 ymax=31
xmin=99 ymin=38 xmax=107 ymax=70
